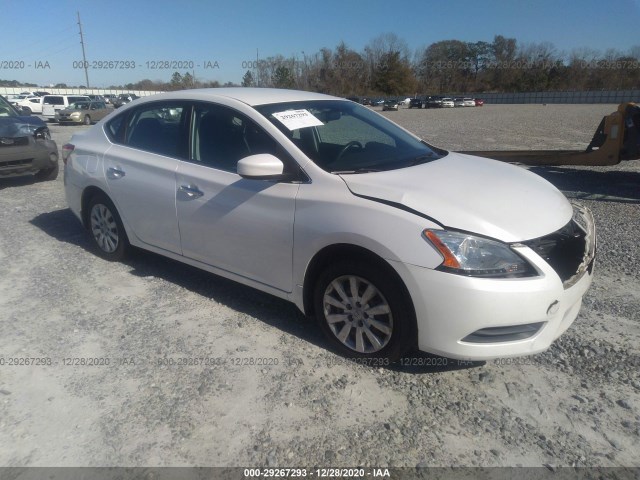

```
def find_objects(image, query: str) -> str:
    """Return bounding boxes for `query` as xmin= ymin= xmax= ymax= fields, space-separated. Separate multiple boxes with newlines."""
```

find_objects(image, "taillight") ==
xmin=62 ymin=143 xmax=75 ymax=165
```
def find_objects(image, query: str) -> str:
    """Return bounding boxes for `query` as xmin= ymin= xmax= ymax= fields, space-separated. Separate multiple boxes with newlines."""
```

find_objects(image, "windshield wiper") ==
xmin=407 ymin=153 xmax=436 ymax=167
xmin=332 ymin=168 xmax=382 ymax=174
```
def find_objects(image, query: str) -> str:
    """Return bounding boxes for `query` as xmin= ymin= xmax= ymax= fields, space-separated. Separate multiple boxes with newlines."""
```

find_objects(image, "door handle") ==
xmin=178 ymin=184 xmax=204 ymax=199
xmin=107 ymin=167 xmax=125 ymax=179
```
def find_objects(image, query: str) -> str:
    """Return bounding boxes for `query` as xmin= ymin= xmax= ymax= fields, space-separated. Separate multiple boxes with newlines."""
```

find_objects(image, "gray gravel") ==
xmin=0 ymin=105 xmax=638 ymax=468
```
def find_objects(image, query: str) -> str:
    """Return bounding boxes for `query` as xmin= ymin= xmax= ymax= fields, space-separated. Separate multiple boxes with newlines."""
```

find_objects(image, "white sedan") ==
xmin=441 ymin=97 xmax=455 ymax=108
xmin=63 ymin=88 xmax=595 ymax=361
xmin=15 ymin=96 xmax=43 ymax=114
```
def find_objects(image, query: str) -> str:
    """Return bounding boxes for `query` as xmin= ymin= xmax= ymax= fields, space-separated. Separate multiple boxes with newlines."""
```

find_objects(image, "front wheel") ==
xmin=314 ymin=260 xmax=415 ymax=361
xmin=87 ymin=193 xmax=130 ymax=261
xmin=83 ymin=115 xmax=91 ymax=125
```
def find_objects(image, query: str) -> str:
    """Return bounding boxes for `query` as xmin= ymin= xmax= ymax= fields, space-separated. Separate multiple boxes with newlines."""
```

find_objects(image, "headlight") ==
xmin=70 ymin=112 xmax=80 ymax=117
xmin=424 ymin=229 xmax=536 ymax=278
xmin=34 ymin=126 xmax=50 ymax=140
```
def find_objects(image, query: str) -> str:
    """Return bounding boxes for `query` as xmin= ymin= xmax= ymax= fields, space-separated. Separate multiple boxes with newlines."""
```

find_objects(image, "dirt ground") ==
xmin=0 ymin=104 xmax=638 ymax=468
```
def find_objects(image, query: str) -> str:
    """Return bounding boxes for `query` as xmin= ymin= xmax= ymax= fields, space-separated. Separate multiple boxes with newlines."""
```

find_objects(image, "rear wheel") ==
xmin=87 ymin=193 xmax=129 ymax=261
xmin=83 ymin=115 xmax=91 ymax=125
xmin=314 ymin=260 xmax=415 ymax=361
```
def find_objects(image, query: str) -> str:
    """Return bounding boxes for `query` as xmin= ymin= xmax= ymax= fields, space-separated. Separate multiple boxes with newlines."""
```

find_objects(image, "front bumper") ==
xmin=0 ymin=137 xmax=58 ymax=177
xmin=57 ymin=117 xmax=83 ymax=124
xmin=392 ymin=208 xmax=596 ymax=360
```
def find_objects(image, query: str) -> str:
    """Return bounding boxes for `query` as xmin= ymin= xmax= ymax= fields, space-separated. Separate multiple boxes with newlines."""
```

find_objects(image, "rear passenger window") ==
xmin=106 ymin=115 xmax=124 ymax=142
xmin=123 ymin=103 xmax=187 ymax=158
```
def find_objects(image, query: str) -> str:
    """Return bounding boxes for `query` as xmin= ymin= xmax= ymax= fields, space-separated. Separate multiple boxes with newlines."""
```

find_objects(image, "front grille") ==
xmin=0 ymin=137 xmax=29 ymax=147
xmin=0 ymin=158 xmax=34 ymax=175
xmin=524 ymin=219 xmax=589 ymax=284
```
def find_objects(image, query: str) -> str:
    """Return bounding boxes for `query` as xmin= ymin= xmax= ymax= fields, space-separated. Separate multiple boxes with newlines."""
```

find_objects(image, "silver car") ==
xmin=56 ymin=101 xmax=110 ymax=125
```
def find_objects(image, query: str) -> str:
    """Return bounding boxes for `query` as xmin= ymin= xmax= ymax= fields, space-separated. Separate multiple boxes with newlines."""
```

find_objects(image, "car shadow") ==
xmin=30 ymin=208 xmax=483 ymax=374
xmin=0 ymin=175 xmax=37 ymax=190
xmin=529 ymin=165 xmax=640 ymax=204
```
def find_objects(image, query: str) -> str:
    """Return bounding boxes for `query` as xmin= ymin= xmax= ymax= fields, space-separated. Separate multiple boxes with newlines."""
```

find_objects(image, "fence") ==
xmin=0 ymin=87 xmax=163 ymax=97
xmin=2 ymin=87 xmax=639 ymax=104
xmin=461 ymin=90 xmax=640 ymax=104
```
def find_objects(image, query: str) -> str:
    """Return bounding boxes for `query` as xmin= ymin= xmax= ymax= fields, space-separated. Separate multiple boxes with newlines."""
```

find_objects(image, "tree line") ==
xmin=131 ymin=34 xmax=640 ymax=95
xmin=237 ymin=34 xmax=639 ymax=96
xmin=4 ymin=34 xmax=639 ymax=96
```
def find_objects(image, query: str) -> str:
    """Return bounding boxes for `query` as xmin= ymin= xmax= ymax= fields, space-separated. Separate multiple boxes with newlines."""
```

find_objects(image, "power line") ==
xmin=11 ymin=26 xmax=76 ymax=60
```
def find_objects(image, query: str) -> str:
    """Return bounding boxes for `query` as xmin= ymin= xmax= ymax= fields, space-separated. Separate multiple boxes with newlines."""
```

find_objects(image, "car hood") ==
xmin=339 ymin=152 xmax=572 ymax=242
xmin=0 ymin=116 xmax=46 ymax=138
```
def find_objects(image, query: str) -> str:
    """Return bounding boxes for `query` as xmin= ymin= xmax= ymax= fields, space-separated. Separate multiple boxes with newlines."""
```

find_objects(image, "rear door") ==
xmin=42 ymin=96 xmax=64 ymax=118
xmin=103 ymin=101 xmax=189 ymax=254
xmin=90 ymin=102 xmax=109 ymax=121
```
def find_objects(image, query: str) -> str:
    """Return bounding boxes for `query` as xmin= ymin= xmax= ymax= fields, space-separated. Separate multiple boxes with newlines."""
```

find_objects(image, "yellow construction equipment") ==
xmin=462 ymin=103 xmax=640 ymax=166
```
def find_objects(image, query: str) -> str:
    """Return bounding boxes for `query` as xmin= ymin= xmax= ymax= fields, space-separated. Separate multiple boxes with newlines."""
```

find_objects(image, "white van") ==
xmin=42 ymin=95 xmax=90 ymax=121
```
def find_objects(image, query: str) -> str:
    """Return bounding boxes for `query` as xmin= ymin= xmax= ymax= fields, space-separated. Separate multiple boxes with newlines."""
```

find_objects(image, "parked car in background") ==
xmin=0 ymin=94 xmax=58 ymax=181
xmin=463 ymin=98 xmax=476 ymax=107
xmin=474 ymin=98 xmax=485 ymax=106
xmin=425 ymin=96 xmax=443 ymax=108
xmin=371 ymin=98 xmax=385 ymax=107
xmin=56 ymin=101 xmax=110 ymax=125
xmin=382 ymin=100 xmax=399 ymax=111
xmin=34 ymin=91 xmax=51 ymax=97
xmin=409 ymin=98 xmax=424 ymax=109
xmin=102 ymin=94 xmax=117 ymax=104
xmin=454 ymin=98 xmax=465 ymax=107
xmin=8 ymin=94 xmax=32 ymax=105
xmin=42 ymin=95 xmax=91 ymax=122
xmin=87 ymin=94 xmax=105 ymax=103
xmin=15 ymin=96 xmax=43 ymax=114
xmin=113 ymin=93 xmax=139 ymax=108
xmin=63 ymin=88 xmax=596 ymax=362
xmin=398 ymin=97 xmax=411 ymax=107
xmin=441 ymin=97 xmax=455 ymax=108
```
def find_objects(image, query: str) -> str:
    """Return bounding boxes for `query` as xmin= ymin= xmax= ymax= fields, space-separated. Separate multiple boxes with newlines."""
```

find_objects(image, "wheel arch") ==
xmin=80 ymin=185 xmax=110 ymax=229
xmin=302 ymin=243 xmax=417 ymax=330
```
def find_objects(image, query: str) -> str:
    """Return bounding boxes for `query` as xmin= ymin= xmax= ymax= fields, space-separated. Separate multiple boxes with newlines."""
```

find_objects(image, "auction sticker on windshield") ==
xmin=272 ymin=109 xmax=323 ymax=130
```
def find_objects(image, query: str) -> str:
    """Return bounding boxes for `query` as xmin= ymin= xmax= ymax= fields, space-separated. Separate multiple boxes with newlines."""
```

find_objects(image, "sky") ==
xmin=2 ymin=0 xmax=639 ymax=88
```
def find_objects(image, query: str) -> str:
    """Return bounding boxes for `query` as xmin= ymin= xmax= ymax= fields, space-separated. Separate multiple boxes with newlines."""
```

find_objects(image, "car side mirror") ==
xmin=237 ymin=154 xmax=285 ymax=179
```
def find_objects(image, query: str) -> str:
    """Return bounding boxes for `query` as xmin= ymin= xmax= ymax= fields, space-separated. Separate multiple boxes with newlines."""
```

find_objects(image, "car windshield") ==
xmin=255 ymin=100 xmax=446 ymax=173
xmin=70 ymin=102 xmax=90 ymax=110
xmin=0 ymin=96 xmax=18 ymax=117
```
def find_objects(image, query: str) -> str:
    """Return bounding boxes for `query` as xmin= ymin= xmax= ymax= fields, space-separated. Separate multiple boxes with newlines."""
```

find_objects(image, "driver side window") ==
xmin=191 ymin=104 xmax=277 ymax=173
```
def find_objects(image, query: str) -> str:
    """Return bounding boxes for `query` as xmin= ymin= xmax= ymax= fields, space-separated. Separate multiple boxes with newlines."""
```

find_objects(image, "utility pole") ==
xmin=256 ymin=48 xmax=259 ymax=87
xmin=77 ymin=11 xmax=90 ymax=88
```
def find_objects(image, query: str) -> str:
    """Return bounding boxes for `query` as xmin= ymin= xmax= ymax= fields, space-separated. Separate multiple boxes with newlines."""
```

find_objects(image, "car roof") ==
xmin=133 ymin=88 xmax=338 ymax=107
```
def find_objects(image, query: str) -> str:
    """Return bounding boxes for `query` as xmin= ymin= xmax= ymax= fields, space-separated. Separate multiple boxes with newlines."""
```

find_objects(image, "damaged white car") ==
xmin=63 ymin=88 xmax=596 ymax=361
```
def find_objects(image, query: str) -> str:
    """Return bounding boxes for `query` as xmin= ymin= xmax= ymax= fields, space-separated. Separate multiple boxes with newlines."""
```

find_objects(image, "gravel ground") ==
xmin=0 ymin=105 xmax=638 ymax=468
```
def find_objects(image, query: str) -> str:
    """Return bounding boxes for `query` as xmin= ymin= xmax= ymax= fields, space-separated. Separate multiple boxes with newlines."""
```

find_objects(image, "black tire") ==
xmin=34 ymin=163 xmax=59 ymax=181
xmin=313 ymin=260 xmax=415 ymax=361
xmin=83 ymin=115 xmax=91 ymax=125
xmin=86 ymin=193 xmax=130 ymax=261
